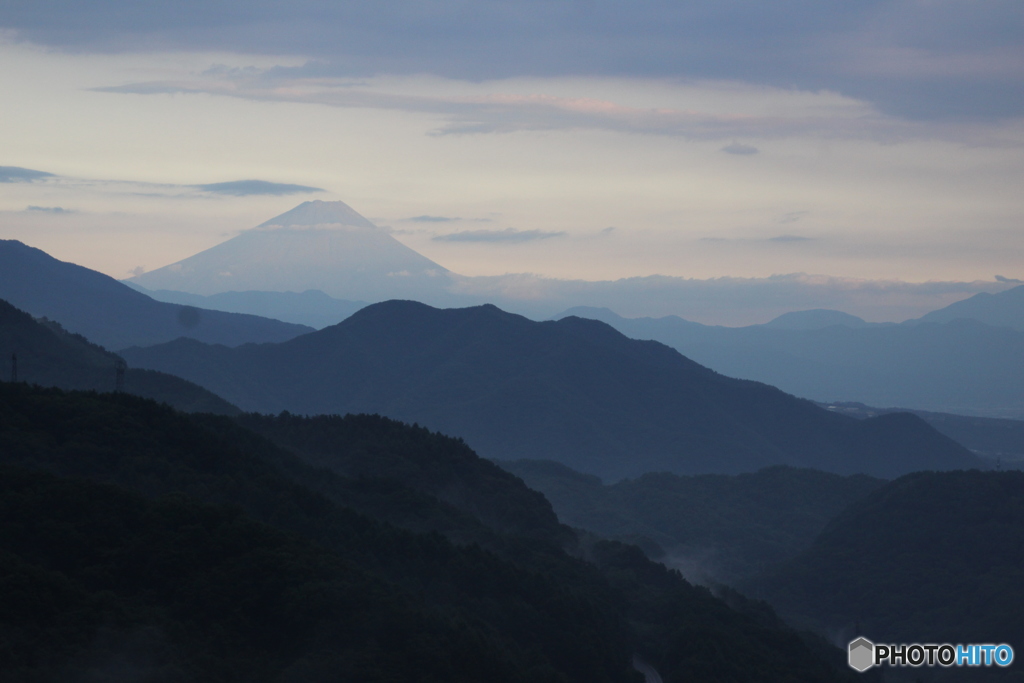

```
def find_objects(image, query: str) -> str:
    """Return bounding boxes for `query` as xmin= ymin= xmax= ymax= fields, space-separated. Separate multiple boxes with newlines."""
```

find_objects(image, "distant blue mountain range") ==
xmin=556 ymin=302 xmax=1024 ymax=420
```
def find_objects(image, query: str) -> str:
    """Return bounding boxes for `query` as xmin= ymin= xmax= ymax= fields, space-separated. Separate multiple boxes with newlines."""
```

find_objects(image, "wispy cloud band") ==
xmin=4 ymin=1 xmax=1023 ymax=120
xmin=434 ymin=228 xmax=566 ymax=243
xmin=95 ymin=73 xmax=1003 ymax=145
xmin=0 ymin=166 xmax=54 ymax=183
xmin=0 ymin=165 xmax=324 ymax=198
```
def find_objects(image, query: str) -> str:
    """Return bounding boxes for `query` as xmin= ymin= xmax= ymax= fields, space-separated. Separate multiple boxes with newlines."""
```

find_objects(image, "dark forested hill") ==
xmin=233 ymin=411 xmax=569 ymax=543
xmin=0 ymin=382 xmax=858 ymax=682
xmin=123 ymin=300 xmax=982 ymax=480
xmin=757 ymin=470 xmax=1024 ymax=663
xmin=0 ymin=464 xmax=547 ymax=683
xmin=501 ymin=460 xmax=884 ymax=585
xmin=0 ymin=297 xmax=237 ymax=414
xmin=0 ymin=240 xmax=312 ymax=350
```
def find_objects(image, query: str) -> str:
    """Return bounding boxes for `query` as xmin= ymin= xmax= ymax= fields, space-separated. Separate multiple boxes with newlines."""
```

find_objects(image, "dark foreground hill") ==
xmin=501 ymin=460 xmax=884 ymax=585
xmin=0 ymin=297 xmax=237 ymax=414
xmin=0 ymin=382 xmax=857 ymax=682
xmin=0 ymin=240 xmax=312 ymax=350
xmin=0 ymin=465 xmax=534 ymax=683
xmin=123 ymin=300 xmax=982 ymax=480
xmin=757 ymin=470 xmax=1024 ymax=673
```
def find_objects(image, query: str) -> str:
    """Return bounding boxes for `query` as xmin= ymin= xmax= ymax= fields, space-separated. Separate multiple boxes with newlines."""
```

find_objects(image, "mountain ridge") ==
xmin=0 ymin=240 xmax=312 ymax=351
xmin=911 ymin=283 xmax=1024 ymax=331
xmin=122 ymin=299 xmax=983 ymax=480
xmin=556 ymin=305 xmax=1024 ymax=419
xmin=0 ymin=296 xmax=238 ymax=414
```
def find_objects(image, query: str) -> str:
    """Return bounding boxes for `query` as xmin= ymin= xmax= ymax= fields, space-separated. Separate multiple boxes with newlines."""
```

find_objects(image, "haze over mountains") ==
xmin=122 ymin=300 xmax=982 ymax=481
xmin=4 ymin=203 xmax=1022 ymax=681
xmin=1 ymin=231 xmax=992 ymax=481
xmin=913 ymin=284 xmax=1024 ymax=331
xmin=125 ymin=287 xmax=367 ymax=330
xmin=501 ymin=460 xmax=884 ymax=585
xmin=124 ymin=200 xmax=1016 ymax=325
xmin=558 ymin=304 xmax=1024 ymax=420
xmin=117 ymin=200 xmax=1024 ymax=420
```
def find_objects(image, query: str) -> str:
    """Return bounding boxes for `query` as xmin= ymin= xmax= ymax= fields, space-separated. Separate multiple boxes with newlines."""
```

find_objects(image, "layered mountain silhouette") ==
xmin=0 ymin=240 xmax=311 ymax=350
xmin=0 ymin=297 xmax=237 ymax=414
xmin=0 ymin=381 xmax=859 ymax=682
xmin=122 ymin=300 xmax=981 ymax=480
xmin=128 ymin=200 xmax=454 ymax=302
xmin=501 ymin=460 xmax=884 ymax=585
xmin=910 ymin=283 xmax=1024 ymax=331
xmin=819 ymin=402 xmax=1024 ymax=464
xmin=558 ymin=305 xmax=1024 ymax=420
xmin=760 ymin=308 xmax=877 ymax=330
xmin=126 ymin=286 xmax=367 ymax=329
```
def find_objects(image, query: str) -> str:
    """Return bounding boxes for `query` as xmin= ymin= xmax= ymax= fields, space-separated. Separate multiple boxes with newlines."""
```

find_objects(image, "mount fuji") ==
xmin=128 ymin=201 xmax=454 ymax=302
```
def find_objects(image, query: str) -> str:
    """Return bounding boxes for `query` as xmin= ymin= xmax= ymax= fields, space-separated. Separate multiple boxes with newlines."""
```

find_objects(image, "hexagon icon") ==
xmin=848 ymin=637 xmax=874 ymax=672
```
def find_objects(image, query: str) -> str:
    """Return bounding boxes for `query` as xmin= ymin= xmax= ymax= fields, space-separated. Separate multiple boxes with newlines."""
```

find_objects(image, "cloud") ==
xmin=5 ymin=1 xmax=1023 ymax=121
xmin=409 ymin=215 xmax=458 ymax=222
xmin=0 ymin=166 xmax=54 ymax=183
xmin=0 ymin=168 xmax=324 ymax=202
xmin=25 ymin=205 xmax=74 ymax=213
xmin=720 ymin=143 xmax=759 ymax=155
xmin=700 ymin=234 xmax=813 ymax=244
xmin=449 ymin=271 xmax=1019 ymax=325
xmin=433 ymin=228 xmax=566 ymax=243
xmin=779 ymin=211 xmax=808 ymax=224
xmin=98 ymin=74 xmax=958 ymax=144
xmin=193 ymin=180 xmax=324 ymax=196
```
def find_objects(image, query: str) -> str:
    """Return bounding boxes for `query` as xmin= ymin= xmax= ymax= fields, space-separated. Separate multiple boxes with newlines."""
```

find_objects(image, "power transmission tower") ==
xmin=115 ymin=358 xmax=126 ymax=392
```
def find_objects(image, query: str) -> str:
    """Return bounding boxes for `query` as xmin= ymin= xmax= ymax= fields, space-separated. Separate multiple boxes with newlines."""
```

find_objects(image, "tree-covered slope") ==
xmin=0 ymin=464 xmax=547 ymax=683
xmin=122 ymin=300 xmax=982 ymax=480
xmin=0 ymin=383 xmax=635 ymax=682
xmin=233 ymin=412 xmax=569 ymax=544
xmin=0 ymin=382 xmax=858 ymax=682
xmin=501 ymin=460 xmax=884 ymax=584
xmin=758 ymin=470 xmax=1024 ymax=658
xmin=0 ymin=297 xmax=238 ymax=415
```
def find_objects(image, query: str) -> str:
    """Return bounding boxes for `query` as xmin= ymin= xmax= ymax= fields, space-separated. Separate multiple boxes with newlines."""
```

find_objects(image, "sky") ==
xmin=1 ymin=1 xmax=1023 ymax=322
